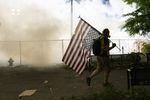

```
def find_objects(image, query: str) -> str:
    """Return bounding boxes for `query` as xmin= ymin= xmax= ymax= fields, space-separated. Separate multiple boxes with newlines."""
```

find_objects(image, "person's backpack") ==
xmin=92 ymin=37 xmax=101 ymax=56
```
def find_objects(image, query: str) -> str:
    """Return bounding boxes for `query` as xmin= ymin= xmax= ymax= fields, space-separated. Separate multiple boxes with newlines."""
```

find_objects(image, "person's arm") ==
xmin=104 ymin=43 xmax=116 ymax=51
xmin=109 ymin=43 xmax=116 ymax=50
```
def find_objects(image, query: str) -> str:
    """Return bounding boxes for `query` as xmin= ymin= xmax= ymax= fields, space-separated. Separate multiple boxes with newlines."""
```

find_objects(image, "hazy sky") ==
xmin=0 ymin=0 xmax=137 ymax=41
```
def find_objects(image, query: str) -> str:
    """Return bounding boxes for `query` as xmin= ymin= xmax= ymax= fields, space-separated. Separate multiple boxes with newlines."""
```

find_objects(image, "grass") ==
xmin=61 ymin=86 xmax=150 ymax=100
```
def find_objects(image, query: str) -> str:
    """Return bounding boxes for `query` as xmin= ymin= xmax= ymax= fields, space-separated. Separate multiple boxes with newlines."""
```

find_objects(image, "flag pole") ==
xmin=78 ymin=16 xmax=121 ymax=51
xmin=78 ymin=16 xmax=101 ymax=35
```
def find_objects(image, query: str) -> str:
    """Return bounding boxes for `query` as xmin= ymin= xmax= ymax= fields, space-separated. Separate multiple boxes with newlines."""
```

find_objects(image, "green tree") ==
xmin=141 ymin=41 xmax=150 ymax=53
xmin=122 ymin=0 xmax=150 ymax=36
xmin=134 ymin=40 xmax=150 ymax=53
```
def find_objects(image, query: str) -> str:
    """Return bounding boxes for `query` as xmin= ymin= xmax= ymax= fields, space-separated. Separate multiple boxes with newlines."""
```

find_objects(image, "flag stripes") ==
xmin=69 ymin=26 xmax=90 ymax=69
xmin=62 ymin=18 xmax=100 ymax=74
xmin=62 ymin=20 xmax=84 ymax=63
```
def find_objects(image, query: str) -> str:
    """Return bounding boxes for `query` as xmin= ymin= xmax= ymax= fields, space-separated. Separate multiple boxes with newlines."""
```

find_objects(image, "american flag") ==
xmin=62 ymin=18 xmax=100 ymax=74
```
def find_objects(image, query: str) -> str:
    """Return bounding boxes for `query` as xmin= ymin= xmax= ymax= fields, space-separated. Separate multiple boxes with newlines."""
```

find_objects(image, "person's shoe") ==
xmin=86 ymin=77 xmax=91 ymax=86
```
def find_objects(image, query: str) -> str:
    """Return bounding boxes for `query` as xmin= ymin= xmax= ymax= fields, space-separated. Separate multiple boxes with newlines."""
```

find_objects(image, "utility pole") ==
xmin=71 ymin=0 xmax=73 ymax=37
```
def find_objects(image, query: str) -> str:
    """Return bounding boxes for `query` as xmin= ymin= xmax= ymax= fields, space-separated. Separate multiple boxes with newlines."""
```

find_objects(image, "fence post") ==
xmin=122 ymin=46 xmax=124 ymax=54
xmin=118 ymin=39 xmax=121 ymax=53
xmin=19 ymin=41 xmax=22 ymax=65
xmin=62 ymin=40 xmax=64 ymax=57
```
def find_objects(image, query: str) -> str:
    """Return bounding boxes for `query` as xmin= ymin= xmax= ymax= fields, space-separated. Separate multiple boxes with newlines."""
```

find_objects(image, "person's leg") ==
xmin=86 ymin=56 xmax=102 ymax=86
xmin=103 ymin=57 xmax=111 ymax=86
xmin=104 ymin=68 xmax=111 ymax=84
xmin=89 ymin=56 xmax=103 ymax=78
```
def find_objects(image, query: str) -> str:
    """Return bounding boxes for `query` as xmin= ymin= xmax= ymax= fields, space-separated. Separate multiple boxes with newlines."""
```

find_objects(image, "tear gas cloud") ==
xmin=0 ymin=1 xmax=70 ymax=66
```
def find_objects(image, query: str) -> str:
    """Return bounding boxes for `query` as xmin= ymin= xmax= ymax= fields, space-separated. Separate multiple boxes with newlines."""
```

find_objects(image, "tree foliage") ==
xmin=122 ymin=0 xmax=150 ymax=36
xmin=141 ymin=41 xmax=150 ymax=53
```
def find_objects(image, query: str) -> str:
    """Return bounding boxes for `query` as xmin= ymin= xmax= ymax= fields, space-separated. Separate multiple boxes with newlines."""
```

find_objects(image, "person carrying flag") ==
xmin=86 ymin=28 xmax=116 ymax=86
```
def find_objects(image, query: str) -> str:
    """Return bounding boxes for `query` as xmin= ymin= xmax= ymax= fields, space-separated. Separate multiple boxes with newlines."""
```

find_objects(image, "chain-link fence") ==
xmin=0 ymin=39 xmax=146 ymax=67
